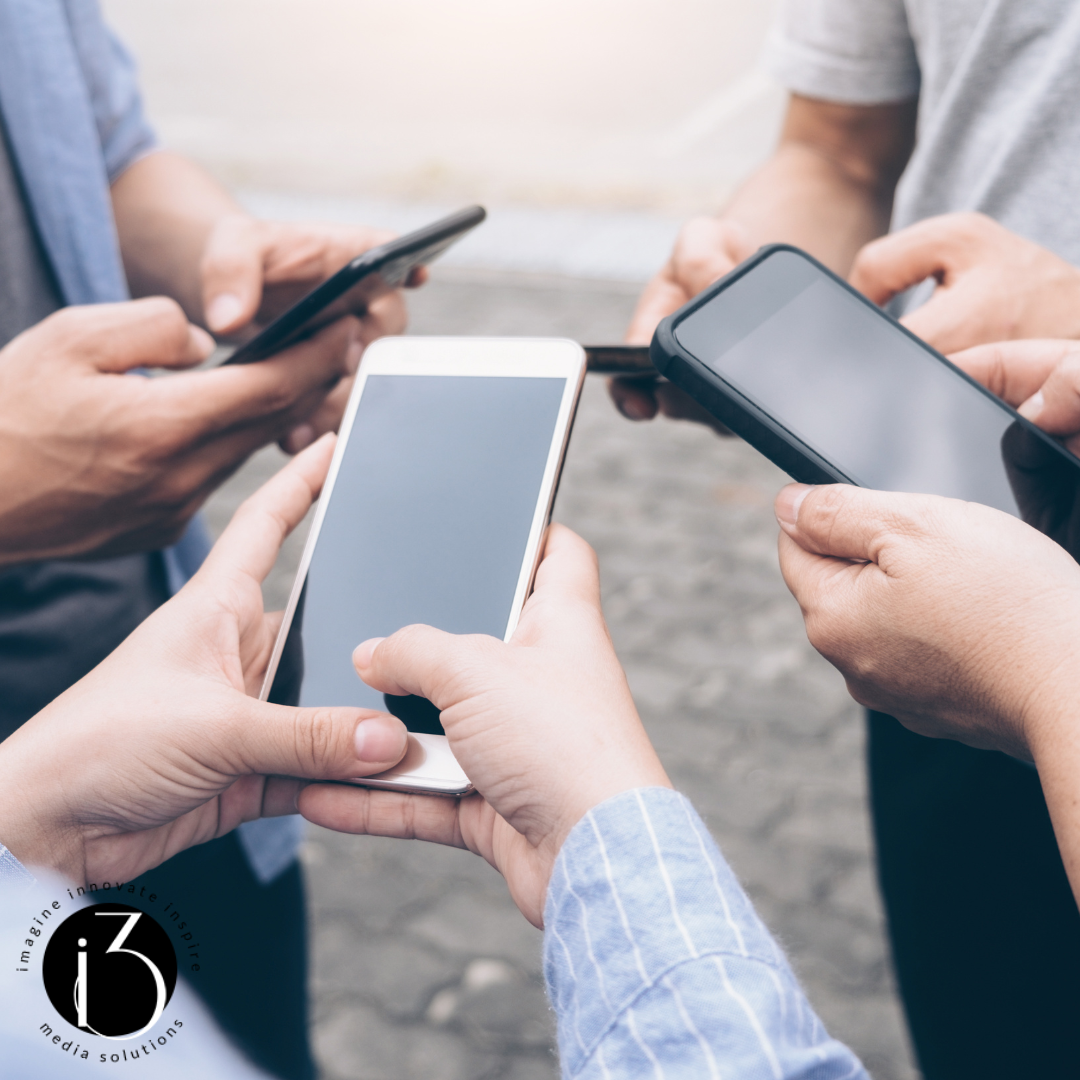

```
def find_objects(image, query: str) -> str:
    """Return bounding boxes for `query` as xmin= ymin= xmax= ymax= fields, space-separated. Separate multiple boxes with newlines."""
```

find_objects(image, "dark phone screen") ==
xmin=673 ymin=249 xmax=1080 ymax=516
xmin=267 ymin=374 xmax=567 ymax=720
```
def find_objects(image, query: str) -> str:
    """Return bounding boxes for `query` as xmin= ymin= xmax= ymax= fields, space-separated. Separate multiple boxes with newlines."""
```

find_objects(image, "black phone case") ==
xmin=648 ymin=243 xmax=1079 ymax=487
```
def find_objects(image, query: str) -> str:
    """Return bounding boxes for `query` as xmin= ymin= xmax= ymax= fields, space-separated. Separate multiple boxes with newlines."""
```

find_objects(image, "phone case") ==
xmin=649 ymin=244 xmax=858 ymax=485
xmin=651 ymin=242 xmax=1080 ymax=493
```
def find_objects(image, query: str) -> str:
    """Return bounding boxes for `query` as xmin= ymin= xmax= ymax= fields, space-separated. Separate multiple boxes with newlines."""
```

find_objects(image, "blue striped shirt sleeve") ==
xmin=0 ymin=842 xmax=36 ymax=892
xmin=543 ymin=787 xmax=868 ymax=1080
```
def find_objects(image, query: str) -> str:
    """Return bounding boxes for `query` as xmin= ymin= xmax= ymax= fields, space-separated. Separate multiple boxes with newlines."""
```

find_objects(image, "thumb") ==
xmin=353 ymin=624 xmax=499 ymax=708
xmin=52 ymin=297 xmax=213 ymax=374
xmin=201 ymin=215 xmax=268 ymax=334
xmin=775 ymin=483 xmax=911 ymax=562
xmin=233 ymin=700 xmax=409 ymax=779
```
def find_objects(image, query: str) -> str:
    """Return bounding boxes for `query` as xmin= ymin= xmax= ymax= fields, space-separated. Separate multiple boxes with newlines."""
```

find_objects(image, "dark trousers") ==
xmin=130 ymin=833 xmax=316 ymax=1080
xmin=0 ymin=555 xmax=314 ymax=1079
xmin=868 ymin=711 xmax=1080 ymax=1079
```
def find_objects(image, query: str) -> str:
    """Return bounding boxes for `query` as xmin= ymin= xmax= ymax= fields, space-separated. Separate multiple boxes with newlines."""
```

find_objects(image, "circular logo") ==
xmin=42 ymin=904 xmax=178 ymax=1040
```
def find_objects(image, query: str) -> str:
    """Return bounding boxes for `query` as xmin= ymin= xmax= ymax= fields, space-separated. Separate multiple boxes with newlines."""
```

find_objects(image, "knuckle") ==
xmin=807 ymin=483 xmax=851 ymax=524
xmin=850 ymin=243 xmax=882 ymax=279
xmin=296 ymin=707 xmax=338 ymax=772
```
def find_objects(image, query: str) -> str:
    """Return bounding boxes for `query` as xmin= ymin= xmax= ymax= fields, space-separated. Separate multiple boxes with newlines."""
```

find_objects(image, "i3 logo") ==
xmin=42 ymin=904 xmax=178 ymax=1039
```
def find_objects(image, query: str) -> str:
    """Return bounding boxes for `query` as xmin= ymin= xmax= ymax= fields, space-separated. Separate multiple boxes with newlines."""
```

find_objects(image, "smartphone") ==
xmin=223 ymin=206 xmax=486 ymax=365
xmin=650 ymin=244 xmax=1080 ymax=532
xmin=261 ymin=336 xmax=586 ymax=795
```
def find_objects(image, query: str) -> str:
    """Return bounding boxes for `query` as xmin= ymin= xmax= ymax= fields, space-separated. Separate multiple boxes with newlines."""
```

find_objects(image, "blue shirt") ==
xmin=544 ymin=788 xmax=868 ymax=1079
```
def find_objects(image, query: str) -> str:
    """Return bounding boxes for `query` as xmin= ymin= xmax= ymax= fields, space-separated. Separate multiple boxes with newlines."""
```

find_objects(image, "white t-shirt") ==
xmin=765 ymin=0 xmax=1080 ymax=264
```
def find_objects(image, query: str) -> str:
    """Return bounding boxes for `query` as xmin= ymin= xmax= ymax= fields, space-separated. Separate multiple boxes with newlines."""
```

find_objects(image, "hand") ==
xmin=0 ymin=298 xmax=360 ymax=565
xmin=0 ymin=436 xmax=408 ymax=885
xmin=950 ymin=339 xmax=1080 ymax=558
xmin=298 ymin=525 xmax=671 ymax=928
xmin=850 ymin=213 xmax=1080 ymax=354
xmin=612 ymin=217 xmax=753 ymax=430
xmin=774 ymin=482 xmax=1080 ymax=760
xmin=200 ymin=215 xmax=422 ymax=452
xmin=951 ymin=338 xmax=1080 ymax=447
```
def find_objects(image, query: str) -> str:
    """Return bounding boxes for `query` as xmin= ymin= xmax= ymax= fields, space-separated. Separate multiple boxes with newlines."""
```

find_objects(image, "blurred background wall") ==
xmin=103 ymin=0 xmax=784 ymax=213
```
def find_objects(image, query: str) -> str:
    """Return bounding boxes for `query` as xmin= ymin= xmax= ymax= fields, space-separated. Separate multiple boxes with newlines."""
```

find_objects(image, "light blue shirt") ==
xmin=0 ymin=0 xmax=299 ymax=880
xmin=544 ymin=787 xmax=867 ymax=1079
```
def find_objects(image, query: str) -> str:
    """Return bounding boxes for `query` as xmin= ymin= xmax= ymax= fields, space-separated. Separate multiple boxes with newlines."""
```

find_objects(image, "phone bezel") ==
xmin=650 ymin=243 xmax=1080 ymax=488
xmin=224 ymin=205 xmax=486 ymax=365
xmin=257 ymin=336 xmax=586 ymax=793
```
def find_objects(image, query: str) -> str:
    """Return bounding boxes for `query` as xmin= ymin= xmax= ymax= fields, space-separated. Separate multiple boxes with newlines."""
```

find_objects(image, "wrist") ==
xmin=548 ymin=761 xmax=673 ymax=860
xmin=0 ymin=741 xmax=82 ymax=880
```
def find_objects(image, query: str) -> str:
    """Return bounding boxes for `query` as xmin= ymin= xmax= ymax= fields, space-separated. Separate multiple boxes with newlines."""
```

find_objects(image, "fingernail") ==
xmin=287 ymin=424 xmax=316 ymax=453
xmin=1018 ymin=390 xmax=1045 ymax=421
xmin=775 ymin=484 xmax=815 ymax=527
xmin=354 ymin=717 xmax=406 ymax=763
xmin=353 ymin=637 xmax=385 ymax=673
xmin=206 ymin=293 xmax=244 ymax=333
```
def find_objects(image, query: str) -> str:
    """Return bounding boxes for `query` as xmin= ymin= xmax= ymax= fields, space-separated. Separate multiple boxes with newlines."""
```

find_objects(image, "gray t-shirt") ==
xmin=765 ymin=0 xmax=1080 ymax=265
xmin=0 ymin=116 xmax=61 ymax=346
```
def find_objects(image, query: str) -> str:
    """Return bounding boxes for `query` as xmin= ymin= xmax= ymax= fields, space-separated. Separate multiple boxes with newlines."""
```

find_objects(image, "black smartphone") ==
xmin=650 ymin=244 xmax=1080 ymax=553
xmin=583 ymin=345 xmax=656 ymax=376
xmin=223 ymin=205 xmax=486 ymax=365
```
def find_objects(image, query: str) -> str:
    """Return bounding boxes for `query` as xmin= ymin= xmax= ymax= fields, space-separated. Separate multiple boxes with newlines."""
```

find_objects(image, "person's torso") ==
xmin=895 ymin=0 xmax=1080 ymax=263
xmin=0 ymin=111 xmax=167 ymax=739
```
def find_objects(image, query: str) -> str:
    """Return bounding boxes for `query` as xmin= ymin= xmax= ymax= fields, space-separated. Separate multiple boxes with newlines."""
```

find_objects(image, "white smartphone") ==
xmin=260 ymin=336 xmax=586 ymax=795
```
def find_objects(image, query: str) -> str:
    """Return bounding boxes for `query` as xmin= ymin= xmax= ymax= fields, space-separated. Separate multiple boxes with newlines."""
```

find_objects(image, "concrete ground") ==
xmin=202 ymin=269 xmax=920 ymax=1080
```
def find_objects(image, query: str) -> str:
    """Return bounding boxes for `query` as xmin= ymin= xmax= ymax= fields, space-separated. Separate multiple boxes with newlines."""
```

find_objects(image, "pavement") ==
xmin=202 ymin=268 xmax=920 ymax=1080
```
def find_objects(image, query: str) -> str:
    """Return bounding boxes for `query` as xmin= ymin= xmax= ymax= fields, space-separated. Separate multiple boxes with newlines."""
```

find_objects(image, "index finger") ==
xmin=950 ymin=339 xmax=1075 ymax=406
xmin=849 ymin=216 xmax=963 ymax=304
xmin=776 ymin=528 xmax=869 ymax=612
xmin=525 ymin=524 xmax=601 ymax=610
xmin=297 ymin=784 xmax=467 ymax=848
xmin=197 ymin=433 xmax=335 ymax=587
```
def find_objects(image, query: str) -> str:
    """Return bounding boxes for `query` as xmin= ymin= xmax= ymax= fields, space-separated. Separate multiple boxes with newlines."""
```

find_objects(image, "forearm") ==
xmin=721 ymin=145 xmax=888 ymax=275
xmin=111 ymin=151 xmax=243 ymax=326
xmin=720 ymin=96 xmax=917 ymax=276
